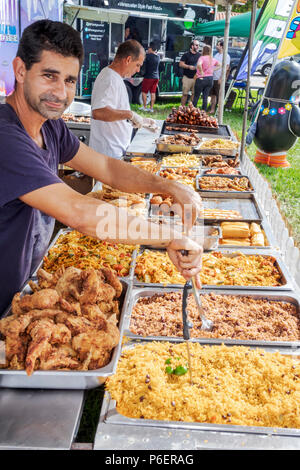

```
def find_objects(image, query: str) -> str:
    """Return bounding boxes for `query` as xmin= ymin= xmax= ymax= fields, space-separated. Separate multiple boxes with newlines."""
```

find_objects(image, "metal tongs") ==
xmin=182 ymin=281 xmax=194 ymax=385
xmin=180 ymin=250 xmax=214 ymax=332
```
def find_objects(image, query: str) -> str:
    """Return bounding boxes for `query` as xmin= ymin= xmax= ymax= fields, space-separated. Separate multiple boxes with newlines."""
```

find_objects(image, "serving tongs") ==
xmin=180 ymin=250 xmax=214 ymax=332
xmin=182 ymin=281 xmax=194 ymax=385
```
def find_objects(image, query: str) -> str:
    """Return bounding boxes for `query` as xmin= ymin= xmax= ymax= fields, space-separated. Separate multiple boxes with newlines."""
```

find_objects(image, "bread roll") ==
xmin=221 ymin=222 xmax=250 ymax=239
xmin=251 ymin=233 xmax=265 ymax=247
xmin=220 ymin=238 xmax=251 ymax=246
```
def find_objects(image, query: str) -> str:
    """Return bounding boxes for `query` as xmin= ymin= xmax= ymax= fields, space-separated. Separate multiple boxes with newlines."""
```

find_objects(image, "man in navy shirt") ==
xmin=140 ymin=41 xmax=160 ymax=112
xmin=0 ymin=20 xmax=203 ymax=314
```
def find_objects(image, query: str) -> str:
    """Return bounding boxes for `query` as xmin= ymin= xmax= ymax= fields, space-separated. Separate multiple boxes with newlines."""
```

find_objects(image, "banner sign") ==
xmin=0 ymin=0 xmax=63 ymax=97
xmin=278 ymin=0 xmax=300 ymax=58
xmin=236 ymin=0 xmax=294 ymax=81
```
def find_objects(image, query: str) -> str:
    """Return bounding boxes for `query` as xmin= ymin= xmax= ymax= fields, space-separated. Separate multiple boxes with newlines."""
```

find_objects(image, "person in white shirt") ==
xmin=209 ymin=40 xmax=230 ymax=115
xmin=89 ymin=40 xmax=157 ymax=159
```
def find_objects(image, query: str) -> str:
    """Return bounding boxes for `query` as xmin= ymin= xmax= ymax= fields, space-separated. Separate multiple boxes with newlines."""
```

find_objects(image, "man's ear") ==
xmin=13 ymin=57 xmax=27 ymax=85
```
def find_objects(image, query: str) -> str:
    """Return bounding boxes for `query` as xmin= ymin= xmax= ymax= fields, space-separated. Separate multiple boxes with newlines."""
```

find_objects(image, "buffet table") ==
xmin=1 ymin=114 xmax=300 ymax=450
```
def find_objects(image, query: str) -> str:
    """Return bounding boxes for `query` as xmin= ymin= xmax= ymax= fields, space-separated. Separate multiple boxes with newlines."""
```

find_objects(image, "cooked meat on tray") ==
xmin=201 ymin=155 xmax=240 ymax=167
xmin=62 ymin=113 xmax=90 ymax=123
xmin=0 ymin=267 xmax=122 ymax=375
xmin=159 ymin=133 xmax=201 ymax=146
xmin=166 ymin=103 xmax=218 ymax=128
xmin=130 ymin=291 xmax=300 ymax=341
xmin=87 ymin=184 xmax=147 ymax=217
xmin=106 ymin=341 xmax=300 ymax=428
xmin=198 ymin=176 xmax=252 ymax=192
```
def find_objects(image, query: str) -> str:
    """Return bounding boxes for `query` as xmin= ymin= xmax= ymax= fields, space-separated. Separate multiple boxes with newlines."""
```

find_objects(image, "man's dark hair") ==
xmin=115 ymin=39 xmax=144 ymax=61
xmin=16 ymin=19 xmax=84 ymax=70
xmin=149 ymin=40 xmax=159 ymax=52
xmin=218 ymin=40 xmax=224 ymax=47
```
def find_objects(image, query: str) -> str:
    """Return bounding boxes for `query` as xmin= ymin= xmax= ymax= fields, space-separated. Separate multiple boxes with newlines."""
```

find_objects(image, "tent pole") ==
xmin=218 ymin=0 xmax=232 ymax=124
xmin=240 ymin=0 xmax=257 ymax=162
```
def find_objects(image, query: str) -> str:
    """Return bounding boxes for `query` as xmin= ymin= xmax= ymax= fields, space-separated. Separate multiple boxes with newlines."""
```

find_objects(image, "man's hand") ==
xmin=142 ymin=117 xmax=159 ymax=133
xmin=167 ymin=237 xmax=203 ymax=288
xmin=130 ymin=111 xmax=144 ymax=129
xmin=168 ymin=183 xmax=203 ymax=232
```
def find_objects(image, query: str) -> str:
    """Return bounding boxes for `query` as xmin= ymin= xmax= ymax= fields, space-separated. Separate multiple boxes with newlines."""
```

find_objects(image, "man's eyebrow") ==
xmin=41 ymin=68 xmax=78 ymax=81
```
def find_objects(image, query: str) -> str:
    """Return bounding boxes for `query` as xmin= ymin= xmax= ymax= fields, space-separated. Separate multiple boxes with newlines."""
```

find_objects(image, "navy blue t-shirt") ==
xmin=0 ymin=103 xmax=80 ymax=314
xmin=144 ymin=52 xmax=160 ymax=79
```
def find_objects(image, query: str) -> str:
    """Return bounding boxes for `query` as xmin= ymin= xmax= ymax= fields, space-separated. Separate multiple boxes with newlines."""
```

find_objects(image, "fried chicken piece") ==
xmin=11 ymin=293 xmax=23 ymax=315
xmin=56 ymin=313 xmax=93 ymax=336
xmin=98 ymin=300 xmax=120 ymax=317
xmin=25 ymin=318 xmax=54 ymax=376
xmin=50 ymin=323 xmax=72 ymax=345
xmin=100 ymin=268 xmax=122 ymax=298
xmin=36 ymin=267 xmax=65 ymax=289
xmin=80 ymin=269 xmax=100 ymax=305
xmin=15 ymin=289 xmax=60 ymax=313
xmin=7 ymin=354 xmax=24 ymax=370
xmin=72 ymin=321 xmax=120 ymax=369
xmin=55 ymin=267 xmax=82 ymax=301
xmin=80 ymin=304 xmax=108 ymax=329
xmin=39 ymin=345 xmax=80 ymax=371
xmin=59 ymin=298 xmax=81 ymax=315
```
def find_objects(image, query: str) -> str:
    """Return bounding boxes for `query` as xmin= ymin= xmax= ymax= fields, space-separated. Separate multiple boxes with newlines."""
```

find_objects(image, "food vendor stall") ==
xmin=1 ymin=107 xmax=300 ymax=450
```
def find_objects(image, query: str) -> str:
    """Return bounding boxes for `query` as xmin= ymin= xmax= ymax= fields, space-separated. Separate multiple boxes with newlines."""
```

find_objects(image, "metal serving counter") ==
xmin=0 ymin=388 xmax=84 ymax=450
xmin=1 ymin=118 xmax=300 ymax=450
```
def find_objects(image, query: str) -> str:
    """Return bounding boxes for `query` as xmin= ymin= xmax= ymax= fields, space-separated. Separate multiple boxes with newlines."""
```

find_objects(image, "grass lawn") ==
xmin=76 ymin=94 xmax=300 ymax=444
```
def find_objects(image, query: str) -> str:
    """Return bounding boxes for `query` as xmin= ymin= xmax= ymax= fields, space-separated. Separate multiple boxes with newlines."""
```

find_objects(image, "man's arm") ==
xmin=92 ymin=106 xmax=132 ymax=122
xmin=67 ymin=142 xmax=202 ymax=229
xmin=19 ymin=182 xmax=203 ymax=285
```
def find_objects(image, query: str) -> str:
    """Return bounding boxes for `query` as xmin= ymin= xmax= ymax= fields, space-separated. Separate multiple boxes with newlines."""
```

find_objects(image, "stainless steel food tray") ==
xmin=156 ymin=141 xmax=194 ymax=154
xmin=101 ymin=340 xmax=300 ymax=441
xmin=32 ymin=228 xmax=137 ymax=282
xmin=200 ymin=167 xmax=242 ymax=176
xmin=161 ymin=122 xmax=235 ymax=139
xmin=195 ymin=138 xmax=240 ymax=157
xmin=196 ymin=174 xmax=255 ymax=195
xmin=200 ymin=250 xmax=293 ymax=291
xmin=0 ymin=279 xmax=132 ymax=390
xmin=123 ymin=287 xmax=300 ymax=348
xmin=200 ymin=193 xmax=264 ymax=224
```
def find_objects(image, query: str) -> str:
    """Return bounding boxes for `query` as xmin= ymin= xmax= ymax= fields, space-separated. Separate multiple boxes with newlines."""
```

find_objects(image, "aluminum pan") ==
xmin=0 ymin=279 xmax=132 ymax=389
xmin=102 ymin=340 xmax=300 ymax=437
xmin=195 ymin=138 xmax=240 ymax=157
xmin=196 ymin=174 xmax=255 ymax=195
xmin=32 ymin=228 xmax=137 ymax=282
xmin=200 ymin=250 xmax=293 ymax=291
xmin=200 ymin=193 xmax=264 ymax=224
xmin=132 ymin=249 xmax=293 ymax=290
xmin=123 ymin=287 xmax=300 ymax=348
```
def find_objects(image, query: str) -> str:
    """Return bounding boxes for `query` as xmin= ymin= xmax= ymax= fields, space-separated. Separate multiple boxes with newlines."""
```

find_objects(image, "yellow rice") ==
xmin=106 ymin=342 xmax=300 ymax=429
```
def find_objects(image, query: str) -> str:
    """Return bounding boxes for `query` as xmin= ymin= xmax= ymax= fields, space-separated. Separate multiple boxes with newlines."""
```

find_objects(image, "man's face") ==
xmin=217 ymin=42 xmax=223 ymax=53
xmin=21 ymin=50 xmax=80 ymax=120
xmin=124 ymin=52 xmax=145 ymax=78
xmin=191 ymin=41 xmax=200 ymax=53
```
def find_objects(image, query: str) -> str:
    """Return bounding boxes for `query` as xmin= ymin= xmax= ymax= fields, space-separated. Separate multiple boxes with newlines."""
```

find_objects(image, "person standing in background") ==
xmin=179 ymin=40 xmax=201 ymax=106
xmin=140 ymin=41 xmax=160 ymax=112
xmin=89 ymin=40 xmax=157 ymax=160
xmin=193 ymin=45 xmax=220 ymax=111
xmin=210 ymin=40 xmax=230 ymax=115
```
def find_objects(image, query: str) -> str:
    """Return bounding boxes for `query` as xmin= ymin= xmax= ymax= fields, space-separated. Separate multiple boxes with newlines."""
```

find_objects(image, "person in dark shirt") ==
xmin=0 ymin=20 xmax=203 ymax=315
xmin=179 ymin=40 xmax=201 ymax=105
xmin=140 ymin=41 xmax=160 ymax=112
